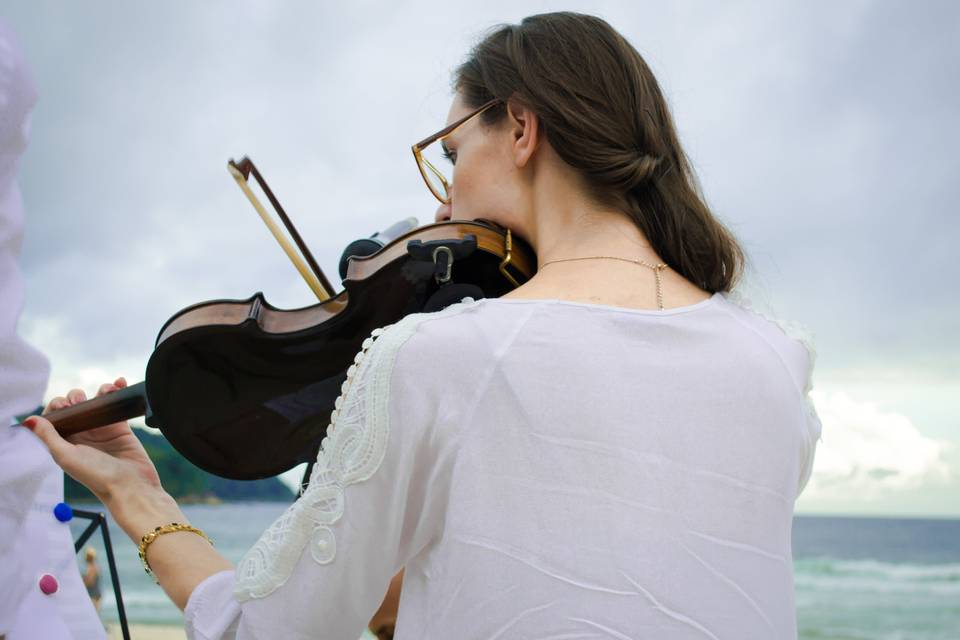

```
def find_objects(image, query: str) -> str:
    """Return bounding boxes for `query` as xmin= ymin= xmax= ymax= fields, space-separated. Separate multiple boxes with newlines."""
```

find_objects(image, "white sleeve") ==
xmin=796 ymin=393 xmax=823 ymax=498
xmin=184 ymin=315 xmax=455 ymax=640
xmin=184 ymin=570 xmax=242 ymax=639
xmin=795 ymin=334 xmax=823 ymax=499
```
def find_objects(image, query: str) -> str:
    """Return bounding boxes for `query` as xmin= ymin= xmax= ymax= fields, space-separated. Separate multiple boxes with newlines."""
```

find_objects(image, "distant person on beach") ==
xmin=83 ymin=547 xmax=103 ymax=613
xmin=24 ymin=11 xmax=822 ymax=639
xmin=0 ymin=18 xmax=107 ymax=640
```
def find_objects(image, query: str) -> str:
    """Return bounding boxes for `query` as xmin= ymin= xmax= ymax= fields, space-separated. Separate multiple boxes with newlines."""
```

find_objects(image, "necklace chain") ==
xmin=537 ymin=256 xmax=669 ymax=310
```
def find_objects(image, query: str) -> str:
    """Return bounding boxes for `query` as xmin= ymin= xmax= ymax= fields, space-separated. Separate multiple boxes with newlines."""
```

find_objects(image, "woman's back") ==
xmin=21 ymin=11 xmax=825 ymax=640
xmin=387 ymin=293 xmax=820 ymax=638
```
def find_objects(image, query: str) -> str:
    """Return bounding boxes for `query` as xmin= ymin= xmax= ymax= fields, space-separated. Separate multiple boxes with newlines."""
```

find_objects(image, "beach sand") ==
xmin=104 ymin=622 xmax=382 ymax=639
xmin=105 ymin=623 xmax=381 ymax=638
xmin=107 ymin=623 xmax=186 ymax=639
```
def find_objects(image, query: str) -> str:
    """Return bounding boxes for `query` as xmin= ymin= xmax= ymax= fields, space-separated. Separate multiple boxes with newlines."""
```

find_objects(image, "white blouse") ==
xmin=185 ymin=291 xmax=822 ymax=639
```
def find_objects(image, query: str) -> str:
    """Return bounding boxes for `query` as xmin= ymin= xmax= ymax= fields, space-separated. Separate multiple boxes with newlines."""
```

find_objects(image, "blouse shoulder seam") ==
xmin=716 ymin=293 xmax=812 ymax=397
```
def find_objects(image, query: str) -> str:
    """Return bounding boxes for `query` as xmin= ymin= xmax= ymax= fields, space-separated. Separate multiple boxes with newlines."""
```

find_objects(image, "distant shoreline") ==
xmin=794 ymin=512 xmax=960 ymax=521
xmin=107 ymin=623 xmax=186 ymax=640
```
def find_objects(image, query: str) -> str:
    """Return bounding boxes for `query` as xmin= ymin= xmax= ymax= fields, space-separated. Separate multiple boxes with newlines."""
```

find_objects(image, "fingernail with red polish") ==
xmin=21 ymin=417 xmax=37 ymax=429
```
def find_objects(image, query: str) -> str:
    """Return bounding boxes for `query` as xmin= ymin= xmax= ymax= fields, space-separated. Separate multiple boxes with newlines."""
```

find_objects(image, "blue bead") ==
xmin=53 ymin=502 xmax=73 ymax=522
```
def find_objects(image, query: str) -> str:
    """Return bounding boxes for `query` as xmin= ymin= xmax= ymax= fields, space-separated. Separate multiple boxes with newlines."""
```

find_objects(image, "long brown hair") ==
xmin=455 ymin=12 xmax=746 ymax=292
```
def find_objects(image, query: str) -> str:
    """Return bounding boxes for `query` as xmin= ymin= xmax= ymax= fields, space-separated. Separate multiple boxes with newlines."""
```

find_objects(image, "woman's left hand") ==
xmin=23 ymin=379 xmax=229 ymax=610
xmin=22 ymin=377 xmax=164 ymax=506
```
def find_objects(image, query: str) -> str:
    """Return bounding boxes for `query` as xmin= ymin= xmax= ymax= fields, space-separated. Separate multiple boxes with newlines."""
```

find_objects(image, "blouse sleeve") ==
xmin=794 ymin=331 xmax=823 ymax=499
xmin=185 ymin=314 xmax=456 ymax=640
xmin=720 ymin=288 xmax=824 ymax=500
xmin=796 ymin=393 xmax=823 ymax=497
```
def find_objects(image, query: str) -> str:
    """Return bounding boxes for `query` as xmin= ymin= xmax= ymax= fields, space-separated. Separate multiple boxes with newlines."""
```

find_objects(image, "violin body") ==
xmin=49 ymin=219 xmax=535 ymax=480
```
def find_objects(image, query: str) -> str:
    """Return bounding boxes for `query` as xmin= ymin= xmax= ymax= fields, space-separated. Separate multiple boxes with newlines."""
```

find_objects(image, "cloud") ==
xmin=803 ymin=389 xmax=953 ymax=500
xmin=3 ymin=0 xmax=954 ymax=378
xmin=19 ymin=311 xmax=145 ymax=406
xmin=2 ymin=2 xmax=957 ymax=515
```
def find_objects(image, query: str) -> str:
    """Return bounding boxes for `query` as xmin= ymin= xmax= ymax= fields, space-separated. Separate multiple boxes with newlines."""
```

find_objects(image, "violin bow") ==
xmin=227 ymin=156 xmax=335 ymax=301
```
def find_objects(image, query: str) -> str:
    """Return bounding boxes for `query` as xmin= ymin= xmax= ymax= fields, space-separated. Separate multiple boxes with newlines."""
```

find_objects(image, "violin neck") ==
xmin=47 ymin=381 xmax=149 ymax=437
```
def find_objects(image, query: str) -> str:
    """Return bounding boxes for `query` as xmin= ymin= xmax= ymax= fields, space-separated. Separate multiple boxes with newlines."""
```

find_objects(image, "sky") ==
xmin=2 ymin=1 xmax=957 ymax=517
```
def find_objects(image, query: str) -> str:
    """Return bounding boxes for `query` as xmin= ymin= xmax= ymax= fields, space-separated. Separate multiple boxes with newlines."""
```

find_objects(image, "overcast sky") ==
xmin=2 ymin=1 xmax=957 ymax=517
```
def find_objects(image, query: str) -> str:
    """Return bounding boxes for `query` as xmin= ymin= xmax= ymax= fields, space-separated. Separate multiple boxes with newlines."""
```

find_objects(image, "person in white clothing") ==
xmin=23 ymin=12 xmax=822 ymax=639
xmin=0 ymin=18 xmax=108 ymax=640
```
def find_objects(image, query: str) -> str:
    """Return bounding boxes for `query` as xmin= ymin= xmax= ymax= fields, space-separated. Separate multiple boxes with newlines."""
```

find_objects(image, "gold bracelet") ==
xmin=138 ymin=522 xmax=213 ymax=583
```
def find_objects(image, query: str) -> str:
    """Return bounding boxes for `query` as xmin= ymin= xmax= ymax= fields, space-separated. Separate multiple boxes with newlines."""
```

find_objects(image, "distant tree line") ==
xmin=64 ymin=427 xmax=295 ymax=503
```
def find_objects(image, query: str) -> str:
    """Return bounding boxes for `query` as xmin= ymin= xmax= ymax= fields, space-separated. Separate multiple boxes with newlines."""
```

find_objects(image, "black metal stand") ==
xmin=72 ymin=509 xmax=130 ymax=640
xmin=299 ymin=459 xmax=316 ymax=497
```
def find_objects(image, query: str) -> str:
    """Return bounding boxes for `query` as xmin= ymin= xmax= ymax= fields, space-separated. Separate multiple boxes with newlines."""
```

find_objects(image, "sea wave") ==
xmin=99 ymin=589 xmax=177 ymax=608
xmin=795 ymin=557 xmax=960 ymax=595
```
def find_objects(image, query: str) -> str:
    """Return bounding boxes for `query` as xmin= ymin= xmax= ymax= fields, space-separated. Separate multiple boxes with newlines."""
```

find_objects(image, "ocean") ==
xmin=69 ymin=504 xmax=960 ymax=638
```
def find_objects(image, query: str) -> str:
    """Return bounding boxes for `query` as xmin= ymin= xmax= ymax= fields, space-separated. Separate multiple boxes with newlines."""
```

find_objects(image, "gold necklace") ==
xmin=537 ymin=256 xmax=669 ymax=310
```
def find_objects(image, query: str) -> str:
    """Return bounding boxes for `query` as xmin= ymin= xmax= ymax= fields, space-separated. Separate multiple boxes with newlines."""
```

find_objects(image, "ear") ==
xmin=506 ymin=98 xmax=540 ymax=169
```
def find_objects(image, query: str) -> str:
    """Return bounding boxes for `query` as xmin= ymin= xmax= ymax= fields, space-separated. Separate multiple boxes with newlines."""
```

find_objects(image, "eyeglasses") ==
xmin=411 ymin=99 xmax=501 ymax=205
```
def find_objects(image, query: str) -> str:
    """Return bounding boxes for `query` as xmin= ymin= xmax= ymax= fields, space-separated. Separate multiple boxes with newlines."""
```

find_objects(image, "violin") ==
xmin=43 ymin=157 xmax=536 ymax=480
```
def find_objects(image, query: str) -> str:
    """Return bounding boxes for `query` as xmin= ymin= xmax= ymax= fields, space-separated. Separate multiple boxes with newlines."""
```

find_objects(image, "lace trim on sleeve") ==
xmin=232 ymin=319 xmax=414 ymax=601
xmin=232 ymin=297 xmax=480 ymax=602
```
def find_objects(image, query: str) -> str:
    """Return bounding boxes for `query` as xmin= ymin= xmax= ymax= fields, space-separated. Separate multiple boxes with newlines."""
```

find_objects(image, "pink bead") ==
xmin=38 ymin=574 xmax=59 ymax=595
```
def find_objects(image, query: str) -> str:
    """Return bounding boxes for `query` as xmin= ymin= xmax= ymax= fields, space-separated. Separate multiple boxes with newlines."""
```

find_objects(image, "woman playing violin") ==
xmin=22 ymin=11 xmax=821 ymax=639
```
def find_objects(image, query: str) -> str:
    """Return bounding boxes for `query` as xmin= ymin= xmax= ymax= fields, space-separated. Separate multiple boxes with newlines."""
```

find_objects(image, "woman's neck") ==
xmin=508 ymin=195 xmax=709 ymax=308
